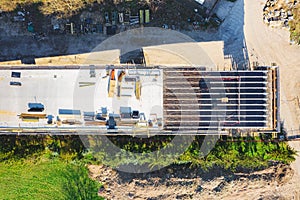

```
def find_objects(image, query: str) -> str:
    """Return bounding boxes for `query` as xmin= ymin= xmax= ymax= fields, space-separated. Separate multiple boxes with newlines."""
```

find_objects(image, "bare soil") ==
xmin=89 ymin=163 xmax=300 ymax=200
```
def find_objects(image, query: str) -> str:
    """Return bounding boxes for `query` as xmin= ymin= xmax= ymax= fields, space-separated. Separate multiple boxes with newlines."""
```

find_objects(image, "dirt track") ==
xmin=244 ymin=0 xmax=300 ymax=134
xmin=244 ymin=0 xmax=300 ymax=179
xmin=225 ymin=0 xmax=300 ymax=198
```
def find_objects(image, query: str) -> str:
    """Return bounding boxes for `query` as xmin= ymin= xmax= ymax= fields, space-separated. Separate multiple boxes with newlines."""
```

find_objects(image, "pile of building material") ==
xmin=263 ymin=0 xmax=298 ymax=28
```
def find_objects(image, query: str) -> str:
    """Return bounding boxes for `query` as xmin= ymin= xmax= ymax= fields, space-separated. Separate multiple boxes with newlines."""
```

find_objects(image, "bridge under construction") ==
xmin=0 ymin=65 xmax=279 ymax=136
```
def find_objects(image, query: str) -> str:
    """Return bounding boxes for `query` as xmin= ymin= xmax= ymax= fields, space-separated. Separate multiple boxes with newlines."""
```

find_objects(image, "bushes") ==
xmin=0 ymin=135 xmax=297 ymax=172
xmin=85 ymin=135 xmax=297 ymax=172
xmin=39 ymin=0 xmax=88 ymax=18
xmin=0 ymin=0 xmax=41 ymax=12
xmin=289 ymin=4 xmax=300 ymax=44
xmin=0 ymin=0 xmax=96 ymax=18
xmin=179 ymin=136 xmax=297 ymax=171
xmin=0 ymin=135 xmax=85 ymax=162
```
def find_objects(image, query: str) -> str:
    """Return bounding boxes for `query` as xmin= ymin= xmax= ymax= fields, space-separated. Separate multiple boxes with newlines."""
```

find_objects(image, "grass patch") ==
xmin=0 ymin=159 xmax=103 ymax=200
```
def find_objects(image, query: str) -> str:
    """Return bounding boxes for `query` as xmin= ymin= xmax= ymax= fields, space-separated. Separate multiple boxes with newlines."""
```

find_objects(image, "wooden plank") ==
xmin=135 ymin=80 xmax=141 ymax=100
xmin=20 ymin=113 xmax=46 ymax=118
xmin=22 ymin=117 xmax=39 ymax=122
xmin=108 ymin=80 xmax=116 ymax=97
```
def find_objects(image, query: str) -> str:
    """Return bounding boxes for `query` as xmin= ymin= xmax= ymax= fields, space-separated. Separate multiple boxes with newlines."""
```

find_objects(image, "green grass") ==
xmin=0 ymin=159 xmax=103 ymax=200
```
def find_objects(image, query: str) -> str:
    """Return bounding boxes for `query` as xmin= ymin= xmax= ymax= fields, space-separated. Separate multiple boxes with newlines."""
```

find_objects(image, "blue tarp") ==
xmin=83 ymin=112 xmax=95 ymax=116
xmin=59 ymin=109 xmax=81 ymax=115
xmin=28 ymin=103 xmax=44 ymax=109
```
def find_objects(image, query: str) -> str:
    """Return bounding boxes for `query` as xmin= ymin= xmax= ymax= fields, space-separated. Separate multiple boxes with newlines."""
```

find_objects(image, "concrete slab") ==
xmin=0 ymin=68 xmax=163 ymax=131
xmin=143 ymin=42 xmax=218 ymax=69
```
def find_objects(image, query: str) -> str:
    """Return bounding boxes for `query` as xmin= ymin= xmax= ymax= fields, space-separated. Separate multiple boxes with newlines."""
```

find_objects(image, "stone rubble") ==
xmin=263 ymin=0 xmax=298 ymax=28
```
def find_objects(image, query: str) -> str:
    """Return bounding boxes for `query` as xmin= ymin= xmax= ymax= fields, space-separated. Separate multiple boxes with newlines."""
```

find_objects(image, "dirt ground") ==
xmin=89 ymin=163 xmax=299 ymax=200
